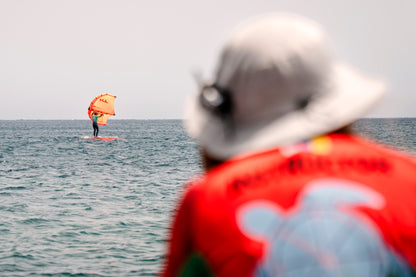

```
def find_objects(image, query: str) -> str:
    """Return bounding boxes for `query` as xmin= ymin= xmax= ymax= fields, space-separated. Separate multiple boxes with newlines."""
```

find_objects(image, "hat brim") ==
xmin=184 ymin=63 xmax=385 ymax=160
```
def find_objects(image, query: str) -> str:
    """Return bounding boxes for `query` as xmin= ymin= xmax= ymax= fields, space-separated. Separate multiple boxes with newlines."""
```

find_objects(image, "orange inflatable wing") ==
xmin=88 ymin=93 xmax=116 ymax=125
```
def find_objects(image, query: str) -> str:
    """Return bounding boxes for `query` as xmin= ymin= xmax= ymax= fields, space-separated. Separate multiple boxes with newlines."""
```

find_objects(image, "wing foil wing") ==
xmin=88 ymin=93 xmax=116 ymax=125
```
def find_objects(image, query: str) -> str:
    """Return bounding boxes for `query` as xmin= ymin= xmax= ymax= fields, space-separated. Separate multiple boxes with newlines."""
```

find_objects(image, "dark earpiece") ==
xmin=199 ymin=84 xmax=233 ymax=118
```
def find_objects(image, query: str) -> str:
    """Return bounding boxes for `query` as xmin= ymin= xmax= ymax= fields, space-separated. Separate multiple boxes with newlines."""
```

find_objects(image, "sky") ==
xmin=1 ymin=0 xmax=415 ymax=120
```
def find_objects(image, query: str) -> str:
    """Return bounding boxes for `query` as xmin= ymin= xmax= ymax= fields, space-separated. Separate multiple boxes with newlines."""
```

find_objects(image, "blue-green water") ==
xmin=0 ymin=118 xmax=415 ymax=276
xmin=0 ymin=120 xmax=201 ymax=276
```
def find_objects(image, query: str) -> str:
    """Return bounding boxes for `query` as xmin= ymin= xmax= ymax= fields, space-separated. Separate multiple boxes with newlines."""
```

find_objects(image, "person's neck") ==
xmin=201 ymin=149 xmax=226 ymax=172
xmin=200 ymin=125 xmax=354 ymax=172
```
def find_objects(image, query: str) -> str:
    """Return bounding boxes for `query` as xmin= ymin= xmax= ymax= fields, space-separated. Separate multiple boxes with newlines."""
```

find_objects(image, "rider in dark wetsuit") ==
xmin=92 ymin=112 xmax=101 ymax=137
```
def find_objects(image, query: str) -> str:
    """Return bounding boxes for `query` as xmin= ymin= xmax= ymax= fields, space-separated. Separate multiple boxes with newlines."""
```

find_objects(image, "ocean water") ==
xmin=0 ymin=118 xmax=415 ymax=276
xmin=0 ymin=120 xmax=201 ymax=277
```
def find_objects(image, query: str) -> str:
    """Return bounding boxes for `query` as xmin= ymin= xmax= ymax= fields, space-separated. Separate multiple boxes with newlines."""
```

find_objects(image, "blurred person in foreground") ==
xmin=161 ymin=13 xmax=416 ymax=277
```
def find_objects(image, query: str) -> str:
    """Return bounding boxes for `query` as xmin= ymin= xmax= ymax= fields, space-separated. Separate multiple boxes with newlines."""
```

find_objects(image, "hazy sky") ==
xmin=1 ymin=0 xmax=415 ymax=120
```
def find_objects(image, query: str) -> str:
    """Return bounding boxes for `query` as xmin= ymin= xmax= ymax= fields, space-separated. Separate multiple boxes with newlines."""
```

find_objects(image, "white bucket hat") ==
xmin=184 ymin=13 xmax=385 ymax=160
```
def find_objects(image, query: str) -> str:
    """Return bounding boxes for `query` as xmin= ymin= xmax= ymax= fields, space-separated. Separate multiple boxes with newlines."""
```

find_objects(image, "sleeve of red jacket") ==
xmin=161 ymin=187 xmax=196 ymax=277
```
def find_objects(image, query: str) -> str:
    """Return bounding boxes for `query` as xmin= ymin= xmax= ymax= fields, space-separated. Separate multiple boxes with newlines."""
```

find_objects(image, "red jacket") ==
xmin=161 ymin=134 xmax=416 ymax=276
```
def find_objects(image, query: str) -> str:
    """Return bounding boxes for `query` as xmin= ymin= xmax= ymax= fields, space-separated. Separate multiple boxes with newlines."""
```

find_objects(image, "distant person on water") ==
xmin=92 ymin=112 xmax=101 ymax=137
xmin=161 ymin=14 xmax=416 ymax=276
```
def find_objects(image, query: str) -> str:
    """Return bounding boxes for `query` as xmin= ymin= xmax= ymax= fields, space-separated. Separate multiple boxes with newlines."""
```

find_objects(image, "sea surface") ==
xmin=1 ymin=118 xmax=415 ymax=276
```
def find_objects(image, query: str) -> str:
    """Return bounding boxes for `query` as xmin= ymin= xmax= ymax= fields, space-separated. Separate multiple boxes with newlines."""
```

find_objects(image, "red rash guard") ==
xmin=161 ymin=134 xmax=416 ymax=277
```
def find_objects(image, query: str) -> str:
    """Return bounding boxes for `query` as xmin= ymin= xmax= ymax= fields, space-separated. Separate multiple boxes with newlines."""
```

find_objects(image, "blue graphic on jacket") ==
xmin=237 ymin=178 xmax=412 ymax=277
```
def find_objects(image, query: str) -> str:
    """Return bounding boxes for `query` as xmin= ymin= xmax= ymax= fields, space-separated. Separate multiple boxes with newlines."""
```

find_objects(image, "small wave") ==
xmin=58 ymin=231 xmax=80 ymax=238
xmin=21 ymin=218 xmax=50 ymax=224
xmin=10 ymin=252 xmax=35 ymax=260
xmin=40 ymin=273 xmax=105 ymax=277
xmin=3 ymin=186 xmax=26 ymax=190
